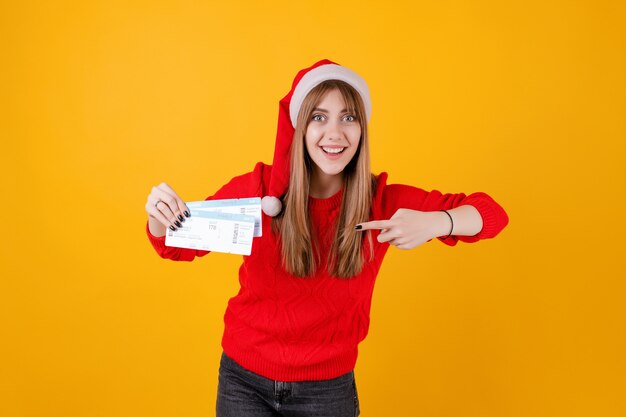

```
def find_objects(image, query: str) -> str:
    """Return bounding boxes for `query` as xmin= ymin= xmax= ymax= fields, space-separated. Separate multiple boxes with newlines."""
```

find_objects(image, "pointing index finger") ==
xmin=356 ymin=220 xmax=392 ymax=231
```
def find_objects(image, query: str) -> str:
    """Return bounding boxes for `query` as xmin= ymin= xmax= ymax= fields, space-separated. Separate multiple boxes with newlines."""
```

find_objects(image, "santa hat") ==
xmin=261 ymin=59 xmax=372 ymax=217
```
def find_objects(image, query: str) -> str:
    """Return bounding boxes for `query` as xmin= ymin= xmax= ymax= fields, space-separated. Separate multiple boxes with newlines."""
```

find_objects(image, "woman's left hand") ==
xmin=356 ymin=209 xmax=449 ymax=250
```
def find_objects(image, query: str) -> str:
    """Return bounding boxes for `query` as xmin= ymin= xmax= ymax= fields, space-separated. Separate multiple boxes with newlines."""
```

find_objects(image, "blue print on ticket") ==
xmin=186 ymin=197 xmax=262 ymax=237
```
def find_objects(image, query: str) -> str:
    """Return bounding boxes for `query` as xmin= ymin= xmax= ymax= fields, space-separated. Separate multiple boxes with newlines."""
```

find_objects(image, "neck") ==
xmin=309 ymin=168 xmax=343 ymax=198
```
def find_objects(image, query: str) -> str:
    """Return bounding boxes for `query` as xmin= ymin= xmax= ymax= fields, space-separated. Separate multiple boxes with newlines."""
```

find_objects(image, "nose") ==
xmin=325 ymin=119 xmax=344 ymax=141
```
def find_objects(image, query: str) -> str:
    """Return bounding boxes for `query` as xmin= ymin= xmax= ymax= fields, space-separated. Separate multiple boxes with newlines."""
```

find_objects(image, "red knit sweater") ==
xmin=146 ymin=162 xmax=509 ymax=381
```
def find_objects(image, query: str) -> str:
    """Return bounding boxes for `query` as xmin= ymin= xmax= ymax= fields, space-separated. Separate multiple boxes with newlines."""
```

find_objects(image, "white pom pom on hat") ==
xmin=262 ymin=59 xmax=371 ymax=217
xmin=261 ymin=196 xmax=282 ymax=217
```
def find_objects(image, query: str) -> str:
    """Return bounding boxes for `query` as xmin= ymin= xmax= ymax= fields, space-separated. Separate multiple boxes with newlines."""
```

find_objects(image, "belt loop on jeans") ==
xmin=274 ymin=380 xmax=291 ymax=404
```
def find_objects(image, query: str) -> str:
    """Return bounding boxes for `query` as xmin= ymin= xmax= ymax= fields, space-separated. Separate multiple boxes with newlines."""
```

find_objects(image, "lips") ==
xmin=318 ymin=146 xmax=347 ymax=161
xmin=321 ymin=146 xmax=346 ymax=154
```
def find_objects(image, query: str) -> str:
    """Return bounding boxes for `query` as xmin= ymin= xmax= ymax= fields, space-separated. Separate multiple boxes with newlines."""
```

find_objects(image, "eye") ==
xmin=343 ymin=114 xmax=357 ymax=122
xmin=311 ymin=114 xmax=326 ymax=122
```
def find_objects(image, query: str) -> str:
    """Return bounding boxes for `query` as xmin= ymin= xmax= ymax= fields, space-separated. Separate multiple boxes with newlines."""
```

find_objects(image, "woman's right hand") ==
xmin=145 ymin=182 xmax=191 ymax=237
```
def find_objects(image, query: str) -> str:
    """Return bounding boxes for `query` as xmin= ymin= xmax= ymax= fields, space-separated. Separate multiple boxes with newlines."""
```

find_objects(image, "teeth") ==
xmin=322 ymin=147 xmax=345 ymax=154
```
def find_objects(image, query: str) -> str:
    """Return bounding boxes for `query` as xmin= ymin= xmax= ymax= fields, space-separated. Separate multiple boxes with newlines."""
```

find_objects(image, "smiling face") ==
xmin=304 ymin=88 xmax=362 ymax=194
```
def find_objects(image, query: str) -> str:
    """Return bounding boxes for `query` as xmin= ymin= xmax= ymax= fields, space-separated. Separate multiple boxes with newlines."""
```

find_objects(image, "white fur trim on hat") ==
xmin=289 ymin=64 xmax=371 ymax=128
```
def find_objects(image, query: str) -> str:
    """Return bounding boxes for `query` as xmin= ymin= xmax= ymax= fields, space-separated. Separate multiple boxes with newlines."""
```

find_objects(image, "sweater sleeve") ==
xmin=382 ymin=183 xmax=509 ymax=246
xmin=146 ymin=161 xmax=267 ymax=260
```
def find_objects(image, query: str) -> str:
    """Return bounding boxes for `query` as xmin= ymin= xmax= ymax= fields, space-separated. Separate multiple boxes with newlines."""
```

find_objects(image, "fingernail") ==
xmin=169 ymin=225 xmax=176 ymax=231
xmin=178 ymin=214 xmax=184 ymax=222
xmin=355 ymin=225 xmax=362 ymax=230
xmin=184 ymin=211 xmax=190 ymax=217
xmin=175 ymin=221 xmax=182 ymax=228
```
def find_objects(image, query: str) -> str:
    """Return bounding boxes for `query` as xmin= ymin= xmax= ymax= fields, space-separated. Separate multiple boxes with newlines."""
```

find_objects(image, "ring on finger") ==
xmin=155 ymin=200 xmax=162 ymax=209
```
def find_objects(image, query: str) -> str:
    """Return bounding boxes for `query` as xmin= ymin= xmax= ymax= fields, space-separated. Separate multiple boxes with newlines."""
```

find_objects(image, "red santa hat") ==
xmin=261 ymin=59 xmax=372 ymax=217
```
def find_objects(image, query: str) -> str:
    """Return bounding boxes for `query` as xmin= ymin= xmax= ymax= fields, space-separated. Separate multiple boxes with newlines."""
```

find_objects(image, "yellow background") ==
xmin=2 ymin=1 xmax=625 ymax=416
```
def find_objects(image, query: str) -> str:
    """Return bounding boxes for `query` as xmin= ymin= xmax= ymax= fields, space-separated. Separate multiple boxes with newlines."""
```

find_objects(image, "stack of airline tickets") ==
xmin=165 ymin=197 xmax=262 ymax=256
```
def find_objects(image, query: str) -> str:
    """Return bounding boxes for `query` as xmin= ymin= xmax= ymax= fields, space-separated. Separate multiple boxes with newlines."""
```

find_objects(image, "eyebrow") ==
xmin=313 ymin=107 xmax=350 ymax=113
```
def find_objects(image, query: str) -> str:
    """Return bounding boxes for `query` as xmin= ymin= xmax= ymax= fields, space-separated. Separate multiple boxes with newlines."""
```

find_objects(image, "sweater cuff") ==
xmin=462 ymin=194 xmax=504 ymax=240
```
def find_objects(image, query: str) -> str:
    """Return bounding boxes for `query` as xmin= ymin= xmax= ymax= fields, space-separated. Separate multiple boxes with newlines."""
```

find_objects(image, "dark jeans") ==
xmin=216 ymin=351 xmax=360 ymax=417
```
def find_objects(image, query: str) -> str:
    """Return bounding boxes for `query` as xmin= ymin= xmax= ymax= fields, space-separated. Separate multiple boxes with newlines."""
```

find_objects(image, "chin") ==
xmin=318 ymin=165 xmax=346 ymax=177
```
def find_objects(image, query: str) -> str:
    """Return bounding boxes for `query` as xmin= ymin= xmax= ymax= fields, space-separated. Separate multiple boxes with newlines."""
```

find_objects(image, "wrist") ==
xmin=436 ymin=210 xmax=453 ymax=238
xmin=148 ymin=216 xmax=167 ymax=237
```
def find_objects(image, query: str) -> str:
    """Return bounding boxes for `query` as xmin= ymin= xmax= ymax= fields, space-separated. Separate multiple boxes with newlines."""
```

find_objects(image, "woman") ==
xmin=145 ymin=59 xmax=509 ymax=417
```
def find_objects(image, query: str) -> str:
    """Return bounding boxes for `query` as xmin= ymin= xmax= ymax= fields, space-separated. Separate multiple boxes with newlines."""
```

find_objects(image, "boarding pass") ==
xmin=165 ymin=210 xmax=256 ymax=255
xmin=186 ymin=197 xmax=262 ymax=237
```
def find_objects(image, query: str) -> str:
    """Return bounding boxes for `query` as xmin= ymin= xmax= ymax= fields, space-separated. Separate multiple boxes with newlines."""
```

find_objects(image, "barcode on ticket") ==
xmin=232 ymin=224 xmax=239 ymax=244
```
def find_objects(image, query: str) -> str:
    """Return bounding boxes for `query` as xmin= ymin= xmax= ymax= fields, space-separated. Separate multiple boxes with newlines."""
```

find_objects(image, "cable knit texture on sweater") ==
xmin=146 ymin=162 xmax=509 ymax=381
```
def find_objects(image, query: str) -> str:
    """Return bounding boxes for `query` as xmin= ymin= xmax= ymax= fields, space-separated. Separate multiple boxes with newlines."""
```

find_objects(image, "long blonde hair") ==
xmin=271 ymin=80 xmax=376 ymax=278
